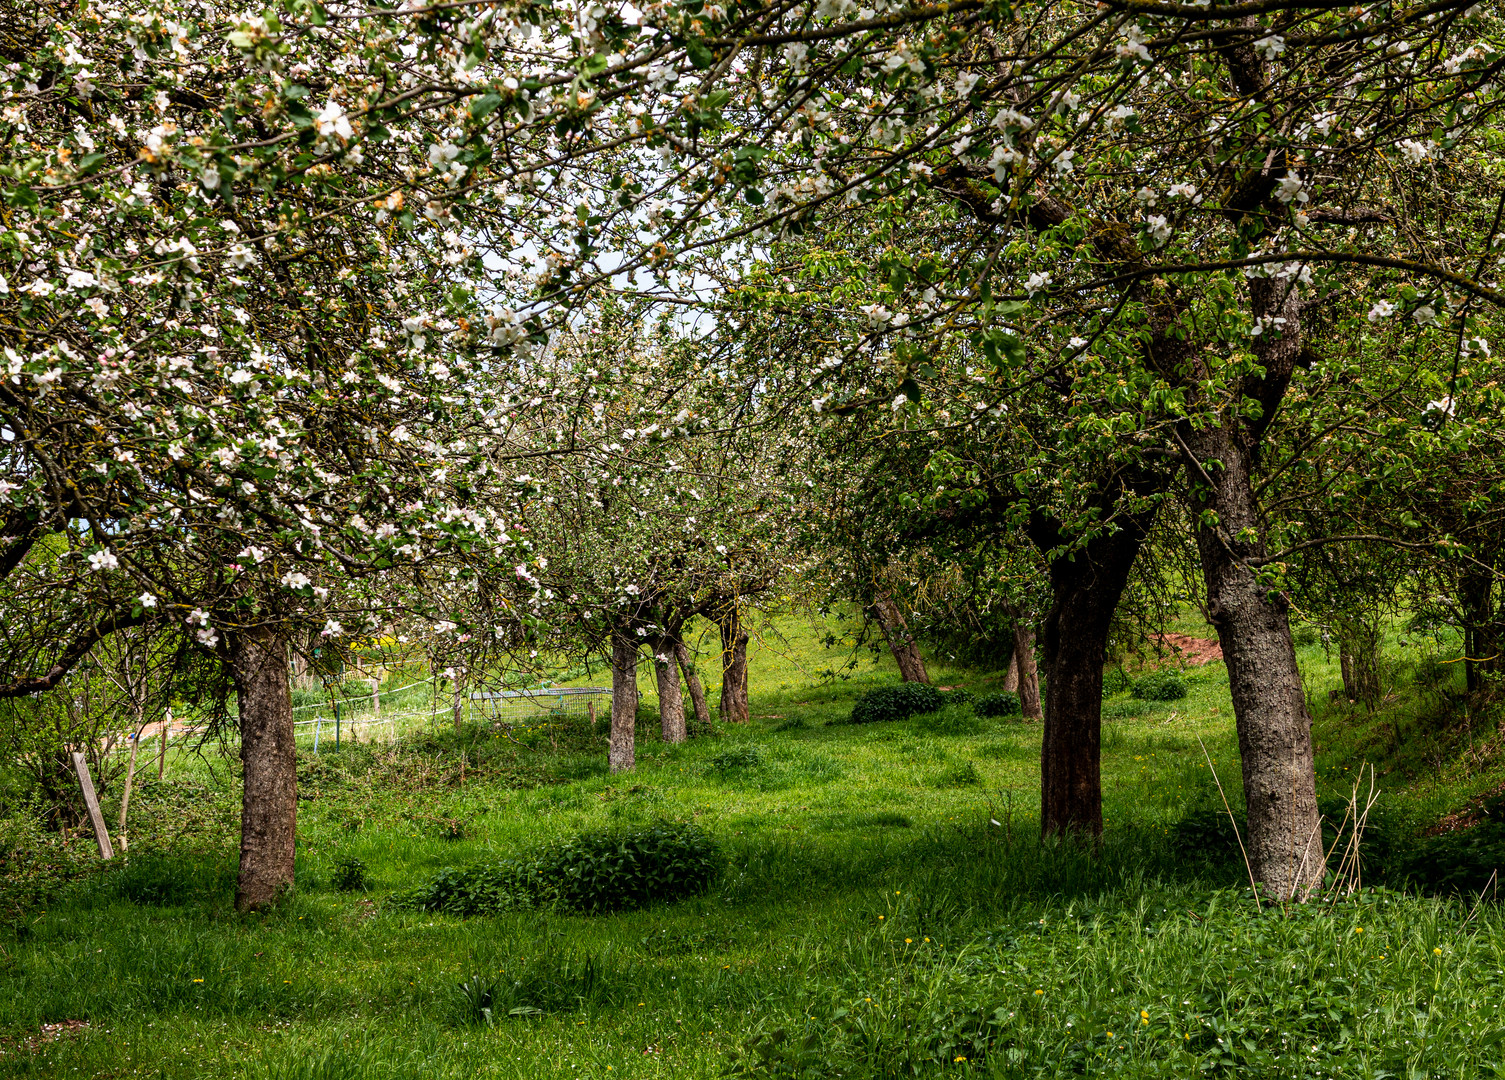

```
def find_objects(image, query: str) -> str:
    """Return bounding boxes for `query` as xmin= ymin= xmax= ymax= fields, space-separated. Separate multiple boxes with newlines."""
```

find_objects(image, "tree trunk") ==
xmin=609 ymin=633 xmax=639 ymax=772
xmin=1001 ymin=645 xmax=1019 ymax=693
xmin=675 ymin=638 xmax=712 ymax=732
xmin=652 ymin=638 xmax=687 ymax=743
xmin=231 ymin=624 xmax=297 ymax=912
xmin=872 ymin=595 xmax=930 ymax=683
xmin=1029 ymin=512 xmax=1151 ymax=840
xmin=1336 ymin=613 xmax=1382 ymax=708
xmin=1013 ymin=626 xmax=1042 ymax=721
xmin=1460 ymin=569 xmax=1497 ymax=695
xmin=719 ymin=607 xmax=750 ymax=724
xmin=1184 ymin=423 xmax=1326 ymax=900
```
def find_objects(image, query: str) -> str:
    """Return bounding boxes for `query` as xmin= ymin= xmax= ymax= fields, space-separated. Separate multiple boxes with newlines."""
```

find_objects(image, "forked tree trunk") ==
xmin=1185 ymin=423 xmax=1326 ymax=899
xmin=231 ymin=624 xmax=297 ymax=912
xmin=719 ymin=607 xmax=750 ymax=724
xmin=872 ymin=595 xmax=930 ymax=683
xmin=675 ymin=638 xmax=712 ymax=731
xmin=652 ymin=638 xmax=687 ymax=743
xmin=1013 ymin=626 xmax=1042 ymax=721
xmin=1030 ymin=507 xmax=1154 ymax=840
xmin=609 ymin=633 xmax=639 ymax=772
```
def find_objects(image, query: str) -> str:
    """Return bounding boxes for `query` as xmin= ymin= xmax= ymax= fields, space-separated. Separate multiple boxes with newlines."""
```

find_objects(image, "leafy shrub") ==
xmin=846 ymin=683 xmax=945 ymax=725
xmin=973 ymin=691 xmax=1021 ymax=719
xmin=331 ymin=855 xmax=368 ymax=893
xmin=1131 ymin=671 xmax=1189 ymax=701
xmin=1292 ymin=624 xmax=1320 ymax=647
xmin=395 ymin=821 xmax=720 ymax=916
xmin=942 ymin=687 xmax=974 ymax=705
xmin=1101 ymin=667 xmax=1133 ymax=696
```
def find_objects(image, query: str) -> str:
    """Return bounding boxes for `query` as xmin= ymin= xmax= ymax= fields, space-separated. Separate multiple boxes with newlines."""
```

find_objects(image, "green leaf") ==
xmin=469 ymin=94 xmax=504 ymax=120
xmin=686 ymin=40 xmax=714 ymax=69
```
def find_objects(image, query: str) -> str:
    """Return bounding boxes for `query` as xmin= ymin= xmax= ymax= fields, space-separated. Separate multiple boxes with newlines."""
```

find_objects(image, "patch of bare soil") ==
xmin=1148 ymin=633 xmax=1224 ymax=666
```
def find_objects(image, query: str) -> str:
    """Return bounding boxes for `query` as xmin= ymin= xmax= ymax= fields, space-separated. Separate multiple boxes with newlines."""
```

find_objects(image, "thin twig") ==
xmin=1198 ymin=736 xmax=1261 ymax=912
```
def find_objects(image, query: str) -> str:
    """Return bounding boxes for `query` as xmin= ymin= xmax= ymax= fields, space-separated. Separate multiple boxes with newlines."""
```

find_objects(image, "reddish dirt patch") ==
xmin=1149 ymin=633 xmax=1223 ymax=666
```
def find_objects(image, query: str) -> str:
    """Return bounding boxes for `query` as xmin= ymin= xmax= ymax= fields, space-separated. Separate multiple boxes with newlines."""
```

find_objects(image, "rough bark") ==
xmin=675 ymin=638 xmax=712 ymax=731
xmin=719 ymin=607 xmax=750 ymax=724
xmin=609 ymin=633 xmax=639 ymax=772
xmin=652 ymin=637 xmax=688 ymax=743
xmin=1028 ymin=506 xmax=1154 ymax=840
xmin=1001 ymin=645 xmax=1019 ymax=693
xmin=1184 ymin=423 xmax=1326 ymax=899
xmin=231 ymin=624 xmax=297 ymax=912
xmin=872 ymin=595 xmax=930 ymax=683
xmin=1013 ymin=626 xmax=1042 ymax=721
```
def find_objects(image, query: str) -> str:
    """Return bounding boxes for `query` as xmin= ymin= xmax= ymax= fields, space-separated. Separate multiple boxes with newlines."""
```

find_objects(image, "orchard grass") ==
xmin=2 ymin=615 xmax=1504 ymax=1078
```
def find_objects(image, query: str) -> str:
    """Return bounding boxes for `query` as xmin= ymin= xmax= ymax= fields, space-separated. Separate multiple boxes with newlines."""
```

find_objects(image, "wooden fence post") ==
xmin=71 ymin=752 xmax=114 ymax=860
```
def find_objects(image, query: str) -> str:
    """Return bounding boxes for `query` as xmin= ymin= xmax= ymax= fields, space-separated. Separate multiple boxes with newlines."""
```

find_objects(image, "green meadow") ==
xmin=2 ymin=612 xmax=1504 ymax=1078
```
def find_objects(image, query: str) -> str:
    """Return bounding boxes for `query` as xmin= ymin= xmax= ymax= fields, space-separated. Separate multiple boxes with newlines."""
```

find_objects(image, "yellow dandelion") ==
xmin=1034 ymin=989 xmax=1044 ymax=996
xmin=1434 ymin=947 xmax=1442 ymax=955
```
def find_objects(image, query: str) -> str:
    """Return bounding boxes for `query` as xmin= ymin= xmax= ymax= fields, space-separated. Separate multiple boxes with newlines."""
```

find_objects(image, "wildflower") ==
xmin=1254 ymin=34 xmax=1285 ymax=60
xmin=314 ymin=101 xmax=353 ymax=142
xmin=1274 ymin=172 xmax=1308 ymax=204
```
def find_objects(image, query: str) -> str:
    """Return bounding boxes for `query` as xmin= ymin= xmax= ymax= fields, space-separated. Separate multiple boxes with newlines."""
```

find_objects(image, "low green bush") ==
xmin=846 ymin=683 xmax=944 ymax=725
xmin=973 ymin=691 xmax=1021 ymax=718
xmin=1101 ymin=668 xmax=1133 ymax=696
xmin=395 ymin=821 xmax=720 ymax=916
xmin=331 ymin=855 xmax=368 ymax=893
xmin=1131 ymin=671 xmax=1189 ymax=701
